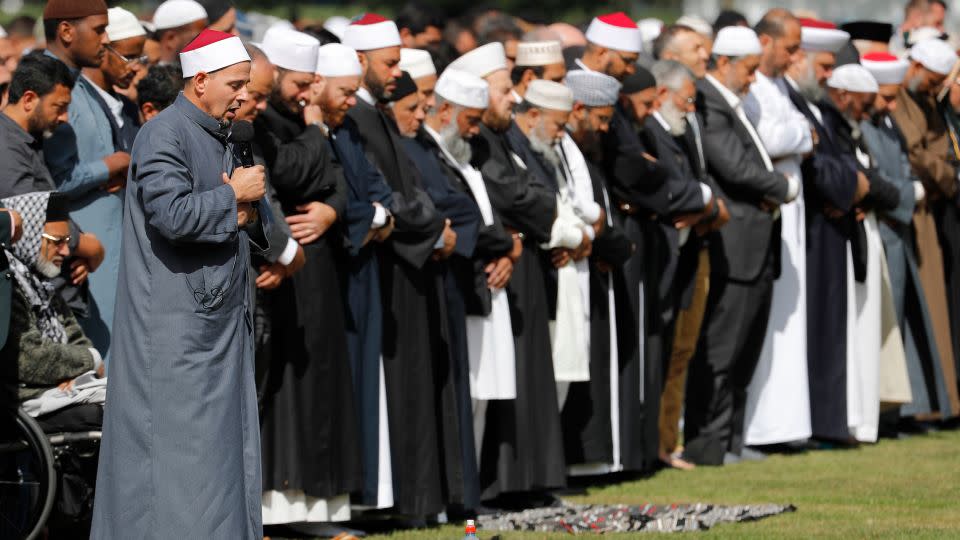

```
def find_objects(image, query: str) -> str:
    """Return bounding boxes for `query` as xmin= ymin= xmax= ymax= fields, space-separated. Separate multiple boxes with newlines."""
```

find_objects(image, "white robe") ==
xmin=742 ymin=72 xmax=813 ymax=445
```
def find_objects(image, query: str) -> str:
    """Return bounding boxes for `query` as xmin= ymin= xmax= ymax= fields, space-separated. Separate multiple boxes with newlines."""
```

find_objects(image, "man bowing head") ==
xmin=92 ymin=29 xmax=272 ymax=540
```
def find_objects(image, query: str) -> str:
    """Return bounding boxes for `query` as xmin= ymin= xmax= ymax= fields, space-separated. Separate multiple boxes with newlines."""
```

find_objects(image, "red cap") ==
xmin=800 ymin=18 xmax=837 ymax=29
xmin=862 ymin=52 xmax=900 ymax=62
xmin=181 ymin=29 xmax=236 ymax=53
xmin=352 ymin=13 xmax=390 ymax=25
xmin=596 ymin=12 xmax=638 ymax=29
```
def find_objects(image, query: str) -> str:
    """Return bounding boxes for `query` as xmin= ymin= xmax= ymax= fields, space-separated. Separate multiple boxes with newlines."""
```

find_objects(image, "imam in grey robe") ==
xmin=91 ymin=94 xmax=272 ymax=539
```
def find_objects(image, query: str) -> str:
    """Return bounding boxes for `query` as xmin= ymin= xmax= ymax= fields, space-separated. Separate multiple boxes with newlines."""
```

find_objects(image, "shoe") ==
xmin=740 ymin=447 xmax=768 ymax=462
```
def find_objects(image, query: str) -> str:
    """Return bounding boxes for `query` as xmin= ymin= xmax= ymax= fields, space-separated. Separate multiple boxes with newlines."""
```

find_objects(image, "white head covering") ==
xmin=907 ymin=26 xmax=944 ymax=46
xmin=565 ymin=70 xmax=621 ymax=107
xmin=447 ymin=42 xmax=508 ymax=78
xmin=258 ymin=27 xmax=320 ymax=74
xmin=323 ymin=16 xmax=351 ymax=40
xmin=153 ymin=0 xmax=208 ymax=31
xmin=525 ymin=79 xmax=573 ymax=112
xmin=180 ymin=29 xmax=250 ymax=78
xmin=342 ymin=13 xmax=401 ymax=51
xmin=638 ymin=18 xmax=664 ymax=44
xmin=712 ymin=26 xmax=762 ymax=57
xmin=800 ymin=20 xmax=850 ymax=53
xmin=436 ymin=69 xmax=489 ymax=109
xmin=316 ymin=43 xmax=362 ymax=77
xmin=676 ymin=15 xmax=714 ymax=38
xmin=910 ymin=38 xmax=958 ymax=75
xmin=106 ymin=7 xmax=146 ymax=42
xmin=827 ymin=63 xmax=879 ymax=93
xmin=861 ymin=52 xmax=910 ymax=85
xmin=400 ymin=48 xmax=436 ymax=80
xmin=516 ymin=41 xmax=564 ymax=67
xmin=585 ymin=12 xmax=642 ymax=54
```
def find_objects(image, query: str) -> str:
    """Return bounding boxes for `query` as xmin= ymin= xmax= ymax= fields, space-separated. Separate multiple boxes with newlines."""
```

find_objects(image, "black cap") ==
xmin=840 ymin=21 xmax=894 ymax=44
xmin=45 ymin=192 xmax=70 ymax=222
xmin=620 ymin=66 xmax=657 ymax=94
xmin=198 ymin=0 xmax=234 ymax=25
xmin=391 ymin=71 xmax=419 ymax=102
xmin=835 ymin=40 xmax=861 ymax=67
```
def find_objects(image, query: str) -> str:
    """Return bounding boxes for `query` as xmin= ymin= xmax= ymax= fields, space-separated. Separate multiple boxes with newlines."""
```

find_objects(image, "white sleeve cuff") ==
xmin=433 ymin=234 xmax=446 ymax=249
xmin=785 ymin=175 xmax=800 ymax=203
xmin=7 ymin=211 xmax=15 ymax=240
xmin=699 ymin=183 xmax=713 ymax=207
xmin=578 ymin=200 xmax=602 ymax=224
xmin=583 ymin=223 xmax=595 ymax=241
xmin=914 ymin=181 xmax=926 ymax=203
xmin=278 ymin=237 xmax=299 ymax=266
xmin=89 ymin=348 xmax=103 ymax=372
xmin=371 ymin=204 xmax=388 ymax=228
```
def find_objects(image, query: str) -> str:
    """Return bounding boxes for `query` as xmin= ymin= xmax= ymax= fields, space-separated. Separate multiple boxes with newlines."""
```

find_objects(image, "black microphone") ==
xmin=229 ymin=120 xmax=259 ymax=210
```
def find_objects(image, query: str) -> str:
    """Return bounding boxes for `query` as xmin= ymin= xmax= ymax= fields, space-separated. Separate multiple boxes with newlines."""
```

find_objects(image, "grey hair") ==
xmin=431 ymin=94 xmax=462 ymax=117
xmin=651 ymin=60 xmax=694 ymax=91
xmin=522 ymin=27 xmax=563 ymax=42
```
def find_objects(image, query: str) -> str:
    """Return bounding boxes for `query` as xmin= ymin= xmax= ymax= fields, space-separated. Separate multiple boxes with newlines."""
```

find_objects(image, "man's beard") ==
xmin=440 ymin=121 xmax=472 ymax=166
xmin=659 ymin=98 xmax=687 ymax=137
xmin=571 ymin=120 xmax=602 ymax=162
xmin=794 ymin=64 xmax=823 ymax=103
xmin=907 ymin=75 xmax=924 ymax=94
xmin=269 ymin=88 xmax=301 ymax=116
xmin=35 ymin=257 xmax=60 ymax=279
xmin=484 ymin=106 xmax=512 ymax=132
xmin=366 ymin=72 xmax=392 ymax=102
xmin=26 ymin=110 xmax=53 ymax=139
xmin=528 ymin=123 xmax=562 ymax=170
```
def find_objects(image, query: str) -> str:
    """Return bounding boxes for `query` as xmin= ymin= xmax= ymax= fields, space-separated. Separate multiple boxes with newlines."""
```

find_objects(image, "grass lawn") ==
xmin=367 ymin=428 xmax=960 ymax=538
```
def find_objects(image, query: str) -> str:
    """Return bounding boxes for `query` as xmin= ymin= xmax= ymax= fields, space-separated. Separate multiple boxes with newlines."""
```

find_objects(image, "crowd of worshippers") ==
xmin=4 ymin=0 xmax=960 ymax=533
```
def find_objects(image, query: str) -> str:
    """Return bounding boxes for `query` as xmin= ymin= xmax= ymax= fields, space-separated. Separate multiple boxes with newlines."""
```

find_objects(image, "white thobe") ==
xmin=741 ymin=72 xmax=814 ymax=445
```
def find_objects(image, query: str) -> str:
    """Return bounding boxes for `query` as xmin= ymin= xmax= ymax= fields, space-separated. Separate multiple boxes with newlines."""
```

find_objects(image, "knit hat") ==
xmin=43 ymin=0 xmax=107 ymax=20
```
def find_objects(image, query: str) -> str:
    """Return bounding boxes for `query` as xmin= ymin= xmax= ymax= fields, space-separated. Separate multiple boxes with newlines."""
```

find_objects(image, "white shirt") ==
xmin=744 ymin=71 xmax=809 ymax=201
xmin=556 ymin=132 xmax=601 ymax=239
xmin=87 ymin=76 xmax=125 ymax=128
xmin=704 ymin=74 xmax=775 ymax=173
xmin=357 ymin=86 xmax=376 ymax=106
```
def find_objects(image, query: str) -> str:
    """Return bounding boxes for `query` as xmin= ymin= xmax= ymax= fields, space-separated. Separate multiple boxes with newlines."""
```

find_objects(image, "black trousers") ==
xmin=682 ymin=254 xmax=775 ymax=466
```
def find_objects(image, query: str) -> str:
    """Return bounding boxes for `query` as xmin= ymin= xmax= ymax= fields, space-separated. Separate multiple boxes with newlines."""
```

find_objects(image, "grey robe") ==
xmin=91 ymin=94 xmax=271 ymax=539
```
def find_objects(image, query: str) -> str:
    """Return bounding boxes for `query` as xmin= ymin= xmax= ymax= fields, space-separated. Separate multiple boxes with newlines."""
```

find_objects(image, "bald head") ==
xmin=754 ymin=8 xmax=798 ymax=39
xmin=755 ymin=9 xmax=801 ymax=78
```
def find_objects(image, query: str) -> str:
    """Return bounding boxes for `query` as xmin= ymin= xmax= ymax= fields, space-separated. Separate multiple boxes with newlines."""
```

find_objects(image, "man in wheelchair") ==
xmin=0 ymin=190 xmax=106 ymax=432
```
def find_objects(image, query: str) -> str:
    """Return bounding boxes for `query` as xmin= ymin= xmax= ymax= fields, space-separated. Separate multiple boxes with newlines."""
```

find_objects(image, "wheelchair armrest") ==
xmin=46 ymin=431 xmax=102 ymax=445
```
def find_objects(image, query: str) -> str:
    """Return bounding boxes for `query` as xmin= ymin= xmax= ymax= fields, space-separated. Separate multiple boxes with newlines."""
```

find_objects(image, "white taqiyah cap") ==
xmin=516 ymin=40 xmax=563 ymax=67
xmin=342 ymin=13 xmax=401 ymax=51
xmin=800 ymin=19 xmax=850 ymax=53
xmin=827 ymin=63 xmax=879 ymax=93
xmin=436 ymin=69 xmax=489 ymax=109
xmin=106 ymin=7 xmax=146 ymax=42
xmin=258 ymin=27 xmax=320 ymax=74
xmin=153 ymin=0 xmax=208 ymax=31
xmin=638 ymin=18 xmax=664 ymax=44
xmin=400 ymin=48 xmax=436 ymax=79
xmin=907 ymin=26 xmax=944 ymax=46
xmin=910 ymin=37 xmax=958 ymax=75
xmin=712 ymin=26 xmax=762 ymax=57
xmin=323 ymin=16 xmax=351 ymax=40
xmin=585 ymin=12 xmax=642 ymax=53
xmin=524 ymin=79 xmax=573 ymax=112
xmin=316 ymin=43 xmax=362 ymax=77
xmin=447 ymin=42 xmax=507 ymax=78
xmin=565 ymin=70 xmax=621 ymax=107
xmin=676 ymin=14 xmax=713 ymax=38
xmin=861 ymin=52 xmax=909 ymax=85
xmin=179 ymin=28 xmax=249 ymax=78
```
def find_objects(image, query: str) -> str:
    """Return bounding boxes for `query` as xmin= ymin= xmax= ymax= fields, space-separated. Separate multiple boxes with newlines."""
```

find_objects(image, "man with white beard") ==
xmin=740 ymin=9 xmax=813 ymax=452
xmin=644 ymin=59 xmax=723 ymax=469
xmin=784 ymin=18 xmax=868 ymax=443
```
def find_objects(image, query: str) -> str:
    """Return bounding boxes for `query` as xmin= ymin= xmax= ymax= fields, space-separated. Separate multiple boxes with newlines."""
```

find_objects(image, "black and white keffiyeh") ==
xmin=1 ymin=191 xmax=67 ymax=343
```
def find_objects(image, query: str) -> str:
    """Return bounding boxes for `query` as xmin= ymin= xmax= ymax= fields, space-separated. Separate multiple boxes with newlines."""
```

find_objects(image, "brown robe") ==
xmin=891 ymin=87 xmax=960 ymax=417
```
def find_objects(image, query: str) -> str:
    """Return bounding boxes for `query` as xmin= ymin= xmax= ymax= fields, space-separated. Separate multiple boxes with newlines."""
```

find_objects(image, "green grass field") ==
xmin=367 ymin=428 xmax=960 ymax=539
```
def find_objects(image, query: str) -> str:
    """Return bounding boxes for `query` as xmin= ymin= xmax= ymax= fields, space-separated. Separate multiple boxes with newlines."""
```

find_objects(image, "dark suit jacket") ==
xmin=696 ymin=77 xmax=789 ymax=282
xmin=600 ymin=106 xmax=671 ymax=216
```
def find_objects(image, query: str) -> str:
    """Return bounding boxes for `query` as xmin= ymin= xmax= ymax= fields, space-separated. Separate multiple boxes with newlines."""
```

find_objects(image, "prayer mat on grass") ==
xmin=478 ymin=502 xmax=796 ymax=533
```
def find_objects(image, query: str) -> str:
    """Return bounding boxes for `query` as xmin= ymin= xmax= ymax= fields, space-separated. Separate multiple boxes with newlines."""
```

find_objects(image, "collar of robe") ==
xmin=173 ymin=93 xmax=230 ymax=140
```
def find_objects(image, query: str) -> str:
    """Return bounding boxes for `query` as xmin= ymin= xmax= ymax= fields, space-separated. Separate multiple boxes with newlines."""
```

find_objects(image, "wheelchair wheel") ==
xmin=0 ymin=409 xmax=57 ymax=540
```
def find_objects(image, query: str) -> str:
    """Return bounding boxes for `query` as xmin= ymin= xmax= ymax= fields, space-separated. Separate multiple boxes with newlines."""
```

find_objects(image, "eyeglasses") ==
xmin=106 ymin=45 xmax=149 ymax=66
xmin=41 ymin=232 xmax=72 ymax=247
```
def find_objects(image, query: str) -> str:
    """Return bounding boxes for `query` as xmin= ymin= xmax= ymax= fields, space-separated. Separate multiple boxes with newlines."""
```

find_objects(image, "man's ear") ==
xmin=140 ymin=102 xmax=157 ymax=122
xmin=57 ymin=20 xmax=75 ymax=47
xmin=759 ymin=34 xmax=773 ymax=49
xmin=194 ymin=71 xmax=208 ymax=95
xmin=20 ymin=90 xmax=39 ymax=114
xmin=572 ymin=101 xmax=586 ymax=120
xmin=356 ymin=52 xmax=369 ymax=76
xmin=521 ymin=68 xmax=536 ymax=87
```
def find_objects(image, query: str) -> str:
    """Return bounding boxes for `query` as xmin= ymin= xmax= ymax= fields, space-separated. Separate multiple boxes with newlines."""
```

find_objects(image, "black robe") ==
xmin=254 ymin=102 xmax=362 ymax=499
xmin=401 ymin=128 xmax=486 ymax=512
xmin=560 ymin=157 xmax=634 ymax=467
xmin=346 ymin=98 xmax=456 ymax=518
xmin=470 ymin=123 xmax=567 ymax=498
xmin=329 ymin=116 xmax=394 ymax=506
xmin=600 ymin=106 xmax=671 ymax=472
xmin=938 ymin=102 xmax=960 ymax=385
xmin=784 ymin=85 xmax=859 ymax=441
